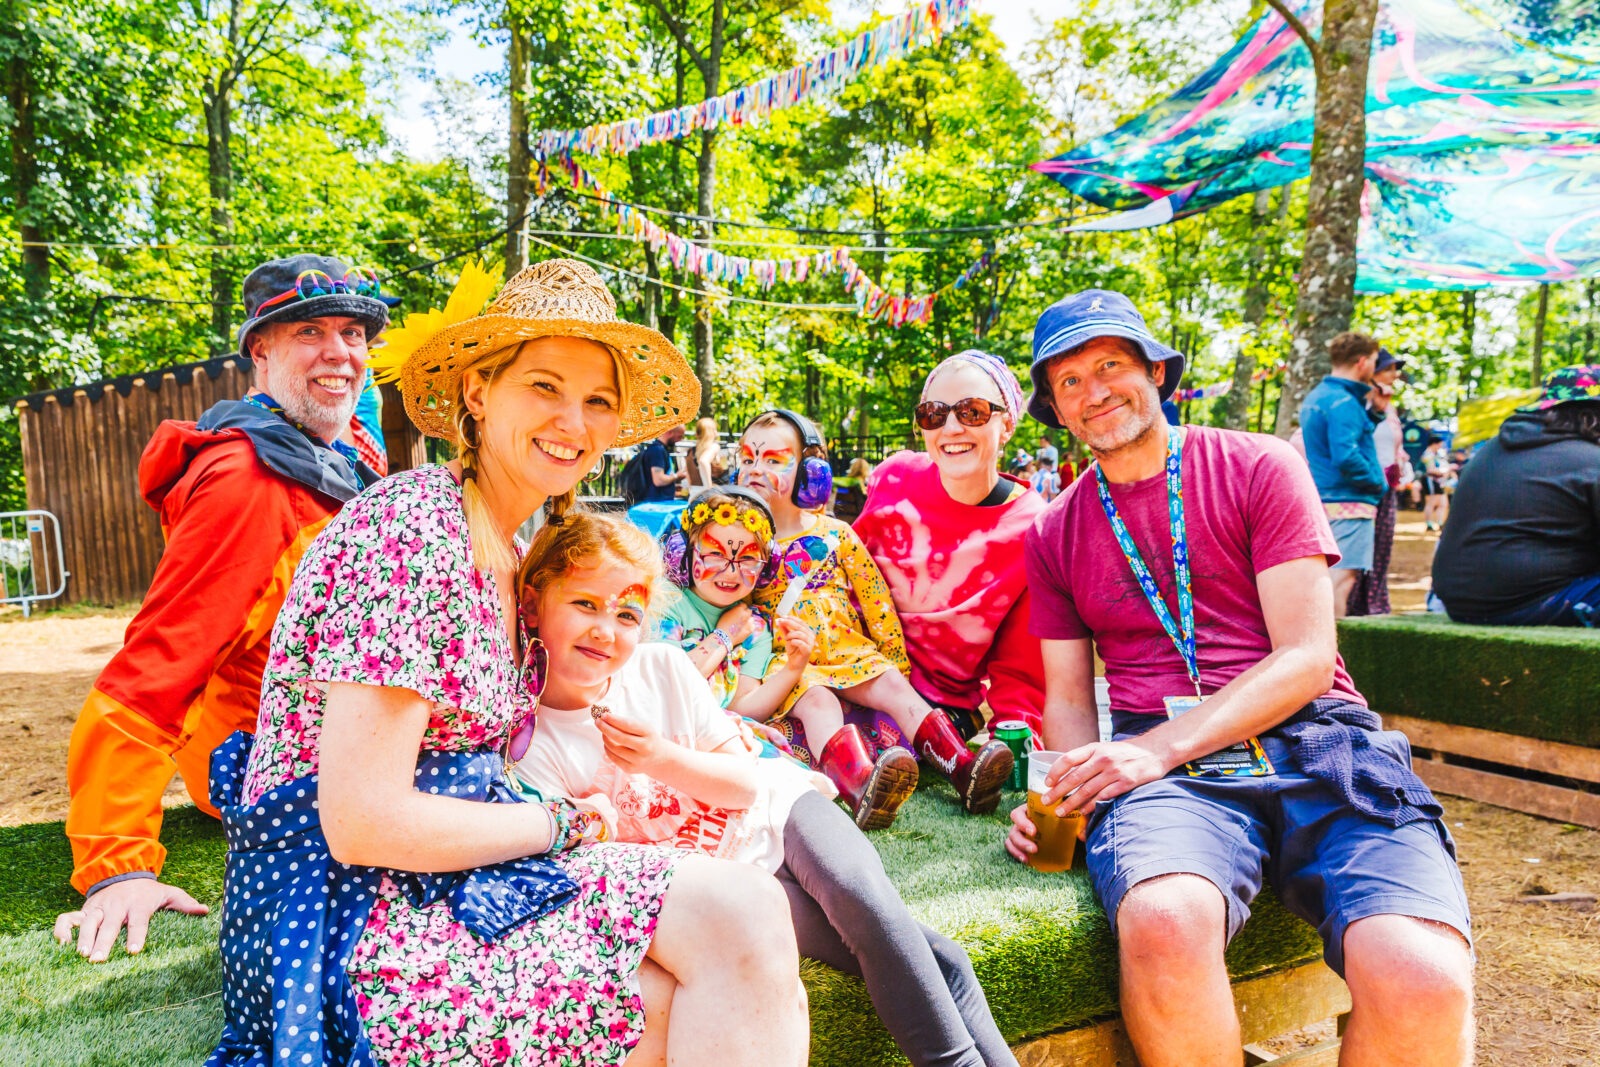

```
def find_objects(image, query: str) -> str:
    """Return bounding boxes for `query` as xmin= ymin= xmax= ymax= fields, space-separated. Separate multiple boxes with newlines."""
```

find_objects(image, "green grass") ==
xmin=1339 ymin=613 xmax=1600 ymax=748
xmin=0 ymin=782 xmax=1324 ymax=1066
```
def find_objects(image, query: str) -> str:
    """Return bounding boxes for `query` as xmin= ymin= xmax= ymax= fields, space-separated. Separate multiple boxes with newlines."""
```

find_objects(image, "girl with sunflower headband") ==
xmin=653 ymin=488 xmax=818 ymax=735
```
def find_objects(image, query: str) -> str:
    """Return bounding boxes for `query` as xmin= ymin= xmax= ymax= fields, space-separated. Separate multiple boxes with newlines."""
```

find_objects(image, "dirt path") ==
xmin=1387 ymin=509 xmax=1438 ymax=614
xmin=0 ymin=605 xmax=187 ymax=827
xmin=3 ymin=588 xmax=1596 ymax=1064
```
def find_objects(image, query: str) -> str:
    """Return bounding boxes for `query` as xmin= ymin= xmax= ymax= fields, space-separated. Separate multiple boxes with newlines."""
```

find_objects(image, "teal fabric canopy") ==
xmin=1034 ymin=0 xmax=1600 ymax=292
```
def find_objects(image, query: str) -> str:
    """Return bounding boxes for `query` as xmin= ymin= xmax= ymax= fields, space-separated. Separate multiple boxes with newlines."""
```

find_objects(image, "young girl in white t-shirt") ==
xmin=512 ymin=512 xmax=1016 ymax=1067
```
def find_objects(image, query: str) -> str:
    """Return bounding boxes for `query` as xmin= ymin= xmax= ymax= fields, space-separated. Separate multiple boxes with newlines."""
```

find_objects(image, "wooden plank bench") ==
xmin=1339 ymin=614 xmax=1600 ymax=828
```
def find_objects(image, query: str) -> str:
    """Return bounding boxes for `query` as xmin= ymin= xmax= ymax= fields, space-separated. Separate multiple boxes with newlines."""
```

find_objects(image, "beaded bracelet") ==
xmin=543 ymin=799 xmax=611 ymax=852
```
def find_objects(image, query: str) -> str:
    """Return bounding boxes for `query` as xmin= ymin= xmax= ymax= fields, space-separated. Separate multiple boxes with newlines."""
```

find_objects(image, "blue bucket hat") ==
xmin=1024 ymin=289 xmax=1186 ymax=429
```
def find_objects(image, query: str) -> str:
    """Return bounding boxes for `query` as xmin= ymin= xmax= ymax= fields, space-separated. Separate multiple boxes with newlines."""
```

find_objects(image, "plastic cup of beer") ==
xmin=1025 ymin=749 xmax=1082 ymax=873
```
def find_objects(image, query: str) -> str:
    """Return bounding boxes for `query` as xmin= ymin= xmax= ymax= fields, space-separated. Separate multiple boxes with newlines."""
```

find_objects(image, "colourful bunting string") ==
xmin=535 ymin=0 xmax=972 ymax=159
xmin=1174 ymin=362 xmax=1286 ymax=402
xmin=538 ymin=153 xmax=993 ymax=327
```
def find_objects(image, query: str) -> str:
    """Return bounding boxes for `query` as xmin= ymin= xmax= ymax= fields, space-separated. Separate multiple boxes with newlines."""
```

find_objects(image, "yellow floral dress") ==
xmin=756 ymin=513 xmax=911 ymax=714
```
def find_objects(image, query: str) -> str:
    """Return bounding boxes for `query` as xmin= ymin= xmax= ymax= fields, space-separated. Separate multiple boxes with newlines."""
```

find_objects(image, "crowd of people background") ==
xmin=42 ymin=245 xmax=1598 ymax=1067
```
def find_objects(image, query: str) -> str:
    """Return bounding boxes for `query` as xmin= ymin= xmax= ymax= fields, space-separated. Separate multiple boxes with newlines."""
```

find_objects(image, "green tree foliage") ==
xmin=2 ymin=0 xmax=1594 ymax=514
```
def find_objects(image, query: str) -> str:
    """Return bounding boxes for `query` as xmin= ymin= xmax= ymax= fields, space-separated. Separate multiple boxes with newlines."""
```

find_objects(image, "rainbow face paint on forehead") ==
xmin=604 ymin=583 xmax=650 ymax=616
xmin=737 ymin=432 xmax=799 ymax=495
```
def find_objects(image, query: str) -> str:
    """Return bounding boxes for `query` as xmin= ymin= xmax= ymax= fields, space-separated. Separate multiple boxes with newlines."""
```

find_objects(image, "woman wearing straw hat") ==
xmin=205 ymin=260 xmax=807 ymax=1067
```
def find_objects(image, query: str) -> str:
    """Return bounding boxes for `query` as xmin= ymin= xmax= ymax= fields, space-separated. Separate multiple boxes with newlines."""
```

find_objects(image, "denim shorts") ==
xmin=1083 ymin=732 xmax=1471 ymax=977
xmin=1328 ymin=517 xmax=1375 ymax=571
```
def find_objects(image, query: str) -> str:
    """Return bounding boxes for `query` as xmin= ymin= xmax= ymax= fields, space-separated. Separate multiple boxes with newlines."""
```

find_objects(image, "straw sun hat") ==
xmin=370 ymin=258 xmax=699 ymax=448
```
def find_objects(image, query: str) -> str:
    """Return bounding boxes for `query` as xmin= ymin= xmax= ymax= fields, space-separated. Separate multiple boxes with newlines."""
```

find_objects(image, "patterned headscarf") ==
xmin=922 ymin=349 xmax=1025 ymax=417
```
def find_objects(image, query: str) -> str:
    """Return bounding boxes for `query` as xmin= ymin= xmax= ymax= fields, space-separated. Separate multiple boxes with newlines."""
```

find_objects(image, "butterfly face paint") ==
xmin=691 ymin=525 xmax=765 ymax=606
xmin=737 ymin=426 xmax=799 ymax=499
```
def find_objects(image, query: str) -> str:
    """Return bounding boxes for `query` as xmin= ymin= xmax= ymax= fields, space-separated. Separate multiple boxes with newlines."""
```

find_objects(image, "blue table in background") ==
xmin=627 ymin=500 xmax=688 ymax=540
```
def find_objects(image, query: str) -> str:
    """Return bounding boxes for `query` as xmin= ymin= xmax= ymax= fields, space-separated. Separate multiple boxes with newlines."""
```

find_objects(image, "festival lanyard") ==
xmin=1094 ymin=425 xmax=1201 ymax=697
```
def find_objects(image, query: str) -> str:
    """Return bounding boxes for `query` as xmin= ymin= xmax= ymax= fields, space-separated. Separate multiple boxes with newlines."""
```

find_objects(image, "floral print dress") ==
xmin=239 ymin=465 xmax=679 ymax=1067
xmin=754 ymin=513 xmax=912 ymax=713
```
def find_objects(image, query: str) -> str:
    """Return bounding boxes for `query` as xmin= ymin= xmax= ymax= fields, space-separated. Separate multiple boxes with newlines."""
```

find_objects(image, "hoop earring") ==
xmin=456 ymin=408 xmax=482 ymax=450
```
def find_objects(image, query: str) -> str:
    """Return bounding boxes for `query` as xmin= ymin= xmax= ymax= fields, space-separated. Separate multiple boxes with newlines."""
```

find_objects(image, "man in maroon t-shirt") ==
xmin=1005 ymin=289 xmax=1473 ymax=1067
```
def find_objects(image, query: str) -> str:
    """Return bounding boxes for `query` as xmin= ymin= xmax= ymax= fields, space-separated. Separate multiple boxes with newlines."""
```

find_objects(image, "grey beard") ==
xmin=1078 ymin=404 xmax=1161 ymax=458
xmin=276 ymin=375 xmax=358 ymax=442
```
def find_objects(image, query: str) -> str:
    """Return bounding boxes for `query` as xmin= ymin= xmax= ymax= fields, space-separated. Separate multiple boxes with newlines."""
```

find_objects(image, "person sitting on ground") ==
xmin=203 ymin=259 xmax=807 ymax=1066
xmin=514 ymin=511 xmax=1018 ymax=1067
xmin=1300 ymin=330 xmax=1387 ymax=619
xmin=1432 ymin=364 xmax=1600 ymax=627
xmin=854 ymin=350 xmax=1048 ymax=739
xmin=1005 ymin=288 xmax=1474 ymax=1067
xmin=651 ymin=486 xmax=814 ymax=733
xmin=54 ymin=254 xmax=391 ymax=961
xmin=740 ymin=410 xmax=1014 ymax=827
xmin=642 ymin=423 xmax=689 ymax=501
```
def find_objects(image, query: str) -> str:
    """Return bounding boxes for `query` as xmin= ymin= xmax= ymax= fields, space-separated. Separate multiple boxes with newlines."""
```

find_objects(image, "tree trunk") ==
xmin=628 ymin=150 xmax=661 ymax=327
xmin=689 ymin=0 xmax=724 ymax=419
xmin=7 ymin=55 xmax=48 ymax=303
xmin=203 ymin=80 xmax=236 ymax=356
xmin=692 ymin=126 xmax=716 ymax=416
xmin=1532 ymin=282 xmax=1550 ymax=386
xmin=503 ymin=16 xmax=530 ymax=279
xmin=1585 ymin=279 xmax=1595 ymax=358
xmin=1275 ymin=0 xmax=1379 ymax=436
xmin=1225 ymin=188 xmax=1276 ymax=429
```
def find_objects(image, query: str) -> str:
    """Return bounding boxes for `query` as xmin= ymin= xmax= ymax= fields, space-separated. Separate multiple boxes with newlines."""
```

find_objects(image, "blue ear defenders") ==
xmin=744 ymin=409 xmax=833 ymax=510
xmin=660 ymin=486 xmax=783 ymax=591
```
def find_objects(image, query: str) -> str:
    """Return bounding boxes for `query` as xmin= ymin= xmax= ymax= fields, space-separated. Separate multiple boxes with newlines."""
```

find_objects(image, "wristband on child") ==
xmin=707 ymin=628 xmax=735 ymax=656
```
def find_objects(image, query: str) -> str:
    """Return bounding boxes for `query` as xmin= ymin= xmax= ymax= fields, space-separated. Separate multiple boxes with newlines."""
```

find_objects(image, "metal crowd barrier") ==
xmin=0 ymin=509 xmax=69 ymax=617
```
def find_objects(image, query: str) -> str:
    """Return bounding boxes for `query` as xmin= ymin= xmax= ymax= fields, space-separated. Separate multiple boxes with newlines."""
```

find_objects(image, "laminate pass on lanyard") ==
xmin=1094 ymin=426 xmax=1273 ymax=778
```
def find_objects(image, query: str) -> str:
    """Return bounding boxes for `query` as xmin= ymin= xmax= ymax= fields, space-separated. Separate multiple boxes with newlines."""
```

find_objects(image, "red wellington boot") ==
xmin=914 ymin=711 xmax=1013 ymax=815
xmin=817 ymin=724 xmax=919 ymax=831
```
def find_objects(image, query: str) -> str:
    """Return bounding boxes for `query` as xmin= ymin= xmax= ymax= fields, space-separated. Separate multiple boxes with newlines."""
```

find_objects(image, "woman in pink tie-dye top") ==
xmin=854 ymin=350 xmax=1047 ymax=737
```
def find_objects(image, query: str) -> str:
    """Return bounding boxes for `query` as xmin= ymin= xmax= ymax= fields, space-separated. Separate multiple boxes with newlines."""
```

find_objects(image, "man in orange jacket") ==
xmin=54 ymin=254 xmax=393 ymax=960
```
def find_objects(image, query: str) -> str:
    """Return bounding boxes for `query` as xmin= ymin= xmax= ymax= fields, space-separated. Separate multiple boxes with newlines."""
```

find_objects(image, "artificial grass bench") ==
xmin=0 ymin=781 xmax=1344 ymax=1067
xmin=1339 ymin=613 xmax=1600 ymax=828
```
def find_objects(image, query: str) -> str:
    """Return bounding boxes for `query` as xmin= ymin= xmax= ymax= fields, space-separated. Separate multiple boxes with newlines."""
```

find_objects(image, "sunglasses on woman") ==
xmin=914 ymin=397 xmax=1002 ymax=431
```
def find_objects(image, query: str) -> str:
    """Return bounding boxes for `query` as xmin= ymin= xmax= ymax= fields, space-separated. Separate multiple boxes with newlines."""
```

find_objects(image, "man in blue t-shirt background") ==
xmin=641 ymin=424 xmax=688 ymax=502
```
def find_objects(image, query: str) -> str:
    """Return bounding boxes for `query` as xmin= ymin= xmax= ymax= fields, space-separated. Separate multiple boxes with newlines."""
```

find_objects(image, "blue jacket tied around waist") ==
xmin=1300 ymin=376 xmax=1386 ymax=506
xmin=205 ymin=731 xmax=579 ymax=1067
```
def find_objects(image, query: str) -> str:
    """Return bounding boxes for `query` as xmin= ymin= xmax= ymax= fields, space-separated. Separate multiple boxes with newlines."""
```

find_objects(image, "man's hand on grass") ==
xmin=54 ymin=878 xmax=209 ymax=962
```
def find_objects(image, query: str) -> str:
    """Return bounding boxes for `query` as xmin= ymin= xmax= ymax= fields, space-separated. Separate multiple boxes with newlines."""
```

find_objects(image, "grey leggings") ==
xmin=778 ymin=790 xmax=1018 ymax=1067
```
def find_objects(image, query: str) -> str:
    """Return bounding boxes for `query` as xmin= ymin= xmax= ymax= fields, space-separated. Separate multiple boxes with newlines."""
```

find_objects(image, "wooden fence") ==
xmin=14 ymin=356 xmax=423 ymax=608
